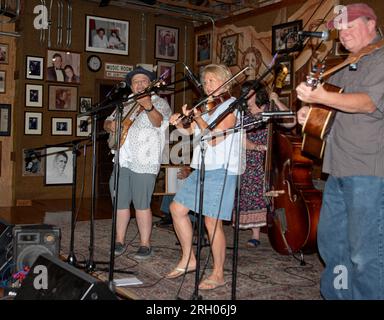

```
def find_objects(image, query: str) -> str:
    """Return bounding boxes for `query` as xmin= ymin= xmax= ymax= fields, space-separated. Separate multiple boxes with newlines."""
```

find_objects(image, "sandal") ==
xmin=165 ymin=266 xmax=196 ymax=279
xmin=199 ymin=278 xmax=226 ymax=291
xmin=247 ymin=239 xmax=261 ymax=247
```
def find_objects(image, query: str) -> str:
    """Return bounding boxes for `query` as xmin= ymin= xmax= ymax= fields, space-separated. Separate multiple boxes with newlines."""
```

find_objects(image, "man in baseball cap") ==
xmin=296 ymin=2 xmax=384 ymax=300
xmin=327 ymin=3 xmax=377 ymax=30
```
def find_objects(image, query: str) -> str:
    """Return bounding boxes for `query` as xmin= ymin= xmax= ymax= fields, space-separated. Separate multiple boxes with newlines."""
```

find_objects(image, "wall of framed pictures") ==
xmin=3 ymin=0 xmax=195 ymax=201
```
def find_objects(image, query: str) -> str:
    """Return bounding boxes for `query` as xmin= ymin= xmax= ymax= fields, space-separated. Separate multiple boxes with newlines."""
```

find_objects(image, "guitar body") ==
xmin=108 ymin=118 xmax=133 ymax=150
xmin=301 ymin=83 xmax=343 ymax=159
xmin=107 ymin=102 xmax=142 ymax=150
xmin=300 ymin=40 xmax=384 ymax=159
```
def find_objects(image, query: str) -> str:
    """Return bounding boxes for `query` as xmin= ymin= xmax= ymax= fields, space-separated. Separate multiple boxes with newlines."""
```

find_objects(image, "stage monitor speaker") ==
xmin=15 ymin=254 xmax=117 ymax=300
xmin=0 ymin=219 xmax=14 ymax=278
xmin=13 ymin=224 xmax=60 ymax=273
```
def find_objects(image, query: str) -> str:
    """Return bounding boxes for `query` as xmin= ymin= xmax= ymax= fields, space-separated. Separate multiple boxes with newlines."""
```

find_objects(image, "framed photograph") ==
xmin=159 ymin=91 xmax=174 ymax=112
xmin=46 ymin=50 xmax=80 ymax=83
xmin=79 ymin=96 xmax=92 ymax=113
xmin=45 ymin=147 xmax=73 ymax=185
xmin=0 ymin=43 xmax=8 ymax=64
xmin=76 ymin=116 xmax=91 ymax=137
xmin=26 ymin=56 xmax=44 ymax=80
xmin=195 ymin=31 xmax=212 ymax=65
xmin=85 ymin=15 xmax=129 ymax=56
xmin=155 ymin=25 xmax=178 ymax=61
xmin=334 ymin=41 xmax=349 ymax=56
xmin=48 ymin=85 xmax=78 ymax=111
xmin=25 ymin=84 xmax=43 ymax=107
xmin=22 ymin=148 xmax=44 ymax=176
xmin=0 ymin=104 xmax=11 ymax=136
xmin=220 ymin=34 xmax=239 ymax=66
xmin=0 ymin=71 xmax=5 ymax=93
xmin=24 ymin=112 xmax=42 ymax=135
xmin=157 ymin=61 xmax=175 ymax=89
xmin=272 ymin=20 xmax=303 ymax=54
xmin=276 ymin=55 xmax=294 ymax=91
xmin=51 ymin=117 xmax=72 ymax=136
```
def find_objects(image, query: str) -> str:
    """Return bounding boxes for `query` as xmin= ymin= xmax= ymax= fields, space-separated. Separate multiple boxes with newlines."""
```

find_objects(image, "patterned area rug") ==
xmin=57 ymin=218 xmax=324 ymax=300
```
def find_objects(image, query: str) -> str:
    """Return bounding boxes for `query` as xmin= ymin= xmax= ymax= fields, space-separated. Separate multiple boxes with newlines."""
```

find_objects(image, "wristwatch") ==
xmin=145 ymin=105 xmax=154 ymax=113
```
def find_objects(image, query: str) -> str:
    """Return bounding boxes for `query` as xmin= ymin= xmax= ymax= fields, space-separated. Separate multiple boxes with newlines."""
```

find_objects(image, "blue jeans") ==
xmin=318 ymin=175 xmax=384 ymax=299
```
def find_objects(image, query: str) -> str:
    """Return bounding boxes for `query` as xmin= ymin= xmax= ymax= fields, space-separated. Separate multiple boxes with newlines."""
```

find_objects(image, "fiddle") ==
xmin=180 ymin=91 xmax=231 ymax=128
xmin=171 ymin=66 xmax=249 ymax=129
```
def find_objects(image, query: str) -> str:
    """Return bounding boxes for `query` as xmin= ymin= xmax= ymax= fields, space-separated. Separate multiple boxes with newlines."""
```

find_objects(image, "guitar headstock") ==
xmin=273 ymin=63 xmax=289 ymax=90
xmin=306 ymin=63 xmax=325 ymax=88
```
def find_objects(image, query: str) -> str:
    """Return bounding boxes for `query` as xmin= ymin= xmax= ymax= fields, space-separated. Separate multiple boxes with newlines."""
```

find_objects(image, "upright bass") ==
xmin=264 ymin=65 xmax=311 ymax=256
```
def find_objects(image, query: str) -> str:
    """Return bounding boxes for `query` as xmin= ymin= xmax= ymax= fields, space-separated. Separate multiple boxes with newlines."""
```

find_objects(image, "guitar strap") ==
xmin=322 ymin=39 xmax=384 ymax=79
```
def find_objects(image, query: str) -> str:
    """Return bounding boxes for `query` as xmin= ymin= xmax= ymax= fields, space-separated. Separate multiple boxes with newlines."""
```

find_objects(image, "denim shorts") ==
xmin=109 ymin=167 xmax=157 ymax=210
xmin=173 ymin=169 xmax=237 ymax=221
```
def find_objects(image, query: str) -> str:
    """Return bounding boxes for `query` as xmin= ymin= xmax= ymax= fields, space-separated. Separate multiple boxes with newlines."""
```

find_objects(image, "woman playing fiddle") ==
xmin=167 ymin=64 xmax=242 ymax=290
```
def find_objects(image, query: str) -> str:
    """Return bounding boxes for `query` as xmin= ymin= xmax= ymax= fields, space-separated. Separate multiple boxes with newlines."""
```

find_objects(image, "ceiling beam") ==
xmin=157 ymin=0 xmax=229 ymax=16
xmin=205 ymin=0 xmax=307 ymax=27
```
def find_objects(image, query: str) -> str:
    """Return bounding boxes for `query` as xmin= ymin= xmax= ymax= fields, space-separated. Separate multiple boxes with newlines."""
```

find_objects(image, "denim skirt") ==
xmin=173 ymin=169 xmax=237 ymax=221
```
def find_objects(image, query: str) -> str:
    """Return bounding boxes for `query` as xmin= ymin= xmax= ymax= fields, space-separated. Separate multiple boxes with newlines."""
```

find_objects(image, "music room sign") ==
xmin=104 ymin=63 xmax=133 ymax=80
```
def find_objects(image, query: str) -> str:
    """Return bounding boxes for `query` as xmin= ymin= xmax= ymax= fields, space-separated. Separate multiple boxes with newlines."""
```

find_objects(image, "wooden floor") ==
xmin=0 ymin=195 xmax=164 ymax=225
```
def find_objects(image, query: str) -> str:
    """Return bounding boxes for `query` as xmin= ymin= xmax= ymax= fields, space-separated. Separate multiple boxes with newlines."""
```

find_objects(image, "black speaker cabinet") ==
xmin=13 ymin=224 xmax=61 ymax=273
xmin=0 ymin=219 xmax=14 ymax=277
xmin=15 ymin=254 xmax=117 ymax=300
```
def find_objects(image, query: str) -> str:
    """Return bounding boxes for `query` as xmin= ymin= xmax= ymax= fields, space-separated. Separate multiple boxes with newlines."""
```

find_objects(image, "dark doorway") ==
xmin=96 ymin=82 xmax=130 ymax=198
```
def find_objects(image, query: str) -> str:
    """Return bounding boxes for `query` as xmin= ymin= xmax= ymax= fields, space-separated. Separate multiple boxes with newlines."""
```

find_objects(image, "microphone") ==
xmin=297 ymin=30 xmax=329 ymax=41
xmin=183 ymin=63 xmax=204 ymax=96
xmin=106 ymin=80 xmax=130 ymax=98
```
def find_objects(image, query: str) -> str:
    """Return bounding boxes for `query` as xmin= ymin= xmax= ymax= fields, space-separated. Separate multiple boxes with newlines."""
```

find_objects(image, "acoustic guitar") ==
xmin=301 ymin=39 xmax=384 ymax=159
xmin=107 ymin=101 xmax=143 ymax=150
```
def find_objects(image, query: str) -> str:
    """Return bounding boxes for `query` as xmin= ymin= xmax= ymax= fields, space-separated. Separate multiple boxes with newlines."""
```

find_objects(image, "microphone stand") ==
xmin=79 ymin=91 xmax=134 ymax=281
xmin=191 ymin=64 xmax=279 ymax=300
xmin=66 ymin=138 xmax=91 ymax=267
xmin=84 ymin=111 xmax=98 ymax=273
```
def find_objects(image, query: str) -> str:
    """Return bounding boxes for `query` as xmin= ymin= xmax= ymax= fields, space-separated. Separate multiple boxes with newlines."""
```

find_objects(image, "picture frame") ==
xmin=0 ymin=104 xmax=11 ymax=136
xmin=46 ymin=50 xmax=80 ymax=83
xmin=0 ymin=71 xmax=5 ymax=93
xmin=48 ymin=85 xmax=78 ymax=111
xmin=220 ymin=34 xmax=239 ymax=66
xmin=0 ymin=43 xmax=8 ymax=64
xmin=79 ymin=96 xmax=92 ymax=114
xmin=45 ymin=146 xmax=73 ymax=185
xmin=334 ymin=41 xmax=349 ymax=56
xmin=276 ymin=55 xmax=294 ymax=91
xmin=25 ymin=84 xmax=43 ymax=107
xmin=157 ymin=61 xmax=175 ymax=89
xmin=159 ymin=91 xmax=175 ymax=112
xmin=22 ymin=148 xmax=45 ymax=177
xmin=85 ymin=15 xmax=129 ymax=56
xmin=272 ymin=20 xmax=303 ymax=55
xmin=76 ymin=116 xmax=92 ymax=137
xmin=195 ymin=31 xmax=212 ymax=66
xmin=155 ymin=25 xmax=179 ymax=61
xmin=51 ymin=117 xmax=72 ymax=136
xmin=24 ymin=112 xmax=42 ymax=135
xmin=26 ymin=56 xmax=44 ymax=80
